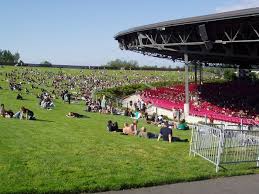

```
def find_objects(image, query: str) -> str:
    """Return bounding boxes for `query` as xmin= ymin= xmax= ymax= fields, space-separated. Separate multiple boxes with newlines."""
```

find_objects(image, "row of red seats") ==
xmin=141 ymin=82 xmax=259 ymax=125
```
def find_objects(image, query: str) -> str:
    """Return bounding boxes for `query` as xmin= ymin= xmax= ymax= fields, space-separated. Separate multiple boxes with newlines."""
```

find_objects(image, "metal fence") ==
xmin=190 ymin=124 xmax=259 ymax=172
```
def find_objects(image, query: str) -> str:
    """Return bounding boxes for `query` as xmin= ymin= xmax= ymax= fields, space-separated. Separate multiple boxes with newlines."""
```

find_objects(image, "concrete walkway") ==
xmin=95 ymin=174 xmax=259 ymax=194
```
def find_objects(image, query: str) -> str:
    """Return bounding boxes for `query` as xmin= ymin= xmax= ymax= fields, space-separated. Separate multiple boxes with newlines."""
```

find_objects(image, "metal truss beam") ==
xmin=118 ymin=19 xmax=259 ymax=66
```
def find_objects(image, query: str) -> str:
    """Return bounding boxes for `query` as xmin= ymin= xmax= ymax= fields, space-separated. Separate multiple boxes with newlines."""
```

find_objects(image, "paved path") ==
xmin=94 ymin=174 xmax=259 ymax=194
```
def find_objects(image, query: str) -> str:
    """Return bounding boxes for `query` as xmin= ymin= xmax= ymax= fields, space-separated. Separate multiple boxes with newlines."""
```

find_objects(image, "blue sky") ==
xmin=0 ymin=0 xmax=259 ymax=66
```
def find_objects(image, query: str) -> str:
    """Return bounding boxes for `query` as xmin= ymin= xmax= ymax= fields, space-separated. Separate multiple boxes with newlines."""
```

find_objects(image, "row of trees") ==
xmin=204 ymin=67 xmax=258 ymax=81
xmin=0 ymin=49 xmax=52 ymax=66
xmin=1 ymin=51 xmax=257 ymax=81
xmin=105 ymin=59 xmax=183 ymax=70
xmin=105 ymin=59 xmax=139 ymax=69
xmin=0 ymin=50 xmax=21 ymax=64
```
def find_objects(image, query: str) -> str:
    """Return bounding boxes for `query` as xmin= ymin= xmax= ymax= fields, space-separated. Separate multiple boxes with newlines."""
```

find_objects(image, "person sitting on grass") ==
xmin=138 ymin=127 xmax=148 ymax=138
xmin=16 ymin=93 xmax=23 ymax=100
xmin=157 ymin=122 xmax=173 ymax=143
xmin=0 ymin=104 xmax=6 ymax=117
xmin=107 ymin=120 xmax=122 ymax=132
xmin=177 ymin=119 xmax=189 ymax=130
xmin=124 ymin=108 xmax=130 ymax=116
xmin=107 ymin=120 xmax=115 ymax=132
xmin=66 ymin=112 xmax=83 ymax=118
xmin=0 ymin=104 xmax=14 ymax=118
xmin=122 ymin=123 xmax=135 ymax=135
xmin=132 ymin=119 xmax=138 ymax=134
xmin=25 ymin=88 xmax=29 ymax=94
xmin=157 ymin=122 xmax=188 ymax=143
xmin=14 ymin=106 xmax=36 ymax=120
xmin=40 ymin=94 xmax=55 ymax=109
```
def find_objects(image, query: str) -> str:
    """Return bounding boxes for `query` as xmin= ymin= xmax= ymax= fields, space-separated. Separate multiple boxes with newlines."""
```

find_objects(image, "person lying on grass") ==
xmin=66 ymin=112 xmax=84 ymax=118
xmin=157 ymin=122 xmax=188 ymax=143
xmin=138 ymin=127 xmax=158 ymax=139
xmin=4 ymin=110 xmax=14 ymax=118
xmin=14 ymin=106 xmax=36 ymax=120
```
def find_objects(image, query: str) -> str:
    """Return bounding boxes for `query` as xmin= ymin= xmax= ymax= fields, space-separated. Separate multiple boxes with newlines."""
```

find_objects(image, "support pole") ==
xmin=195 ymin=63 xmax=197 ymax=84
xmin=216 ymin=130 xmax=223 ymax=173
xmin=199 ymin=63 xmax=202 ymax=85
xmin=237 ymin=65 xmax=240 ymax=78
xmin=184 ymin=53 xmax=190 ymax=117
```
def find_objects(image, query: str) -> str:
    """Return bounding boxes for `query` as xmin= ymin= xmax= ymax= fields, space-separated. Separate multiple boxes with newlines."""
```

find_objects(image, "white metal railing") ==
xmin=190 ymin=124 xmax=259 ymax=172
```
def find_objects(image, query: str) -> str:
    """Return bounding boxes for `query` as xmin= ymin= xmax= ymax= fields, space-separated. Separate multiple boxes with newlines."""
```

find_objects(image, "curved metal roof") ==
xmin=115 ymin=7 xmax=259 ymax=39
xmin=114 ymin=7 xmax=259 ymax=67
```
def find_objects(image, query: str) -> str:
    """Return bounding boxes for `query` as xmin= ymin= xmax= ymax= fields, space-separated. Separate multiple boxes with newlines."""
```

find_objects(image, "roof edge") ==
xmin=115 ymin=7 xmax=259 ymax=39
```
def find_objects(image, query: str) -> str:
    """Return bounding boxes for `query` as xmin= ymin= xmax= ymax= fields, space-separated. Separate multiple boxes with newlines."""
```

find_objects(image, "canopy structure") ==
xmin=115 ymin=7 xmax=259 ymax=116
xmin=115 ymin=7 xmax=259 ymax=68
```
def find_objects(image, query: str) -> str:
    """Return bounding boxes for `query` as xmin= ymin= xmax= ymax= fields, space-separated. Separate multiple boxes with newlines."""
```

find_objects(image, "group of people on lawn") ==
xmin=0 ymin=104 xmax=35 ymax=120
xmin=5 ymin=68 xmax=168 ymax=107
xmin=107 ymin=119 xmax=188 ymax=143
xmin=2 ymin=69 xmax=190 ymax=144
xmin=107 ymin=110 xmax=189 ymax=143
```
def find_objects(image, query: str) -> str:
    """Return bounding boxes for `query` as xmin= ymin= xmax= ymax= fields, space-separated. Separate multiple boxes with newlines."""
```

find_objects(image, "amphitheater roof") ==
xmin=115 ymin=7 xmax=259 ymax=67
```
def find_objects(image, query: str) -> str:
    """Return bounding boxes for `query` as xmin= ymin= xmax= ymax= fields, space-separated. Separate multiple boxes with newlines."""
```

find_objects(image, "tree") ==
xmin=0 ymin=50 xmax=20 ymax=65
xmin=250 ymin=72 xmax=257 ymax=81
xmin=13 ymin=52 xmax=20 ymax=63
xmin=223 ymin=69 xmax=236 ymax=80
xmin=40 ymin=60 xmax=52 ymax=67
xmin=105 ymin=59 xmax=138 ymax=69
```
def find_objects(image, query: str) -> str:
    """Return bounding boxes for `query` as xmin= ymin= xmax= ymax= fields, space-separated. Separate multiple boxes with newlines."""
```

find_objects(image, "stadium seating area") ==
xmin=141 ymin=81 xmax=259 ymax=125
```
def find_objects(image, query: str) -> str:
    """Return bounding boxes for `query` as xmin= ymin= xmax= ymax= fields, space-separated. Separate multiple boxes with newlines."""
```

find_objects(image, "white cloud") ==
xmin=216 ymin=0 xmax=259 ymax=13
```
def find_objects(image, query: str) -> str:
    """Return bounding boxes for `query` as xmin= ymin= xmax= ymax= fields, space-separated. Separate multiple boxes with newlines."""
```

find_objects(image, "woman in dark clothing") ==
xmin=107 ymin=120 xmax=122 ymax=132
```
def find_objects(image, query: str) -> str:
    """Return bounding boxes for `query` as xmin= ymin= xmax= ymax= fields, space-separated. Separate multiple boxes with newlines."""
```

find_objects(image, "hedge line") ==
xmin=96 ymin=81 xmax=179 ymax=100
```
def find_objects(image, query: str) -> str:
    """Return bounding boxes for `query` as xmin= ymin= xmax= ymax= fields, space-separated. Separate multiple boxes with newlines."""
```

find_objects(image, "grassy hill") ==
xmin=0 ymin=66 xmax=258 ymax=193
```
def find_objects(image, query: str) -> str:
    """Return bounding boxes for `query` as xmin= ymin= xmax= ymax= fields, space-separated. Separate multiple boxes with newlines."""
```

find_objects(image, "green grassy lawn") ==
xmin=0 ymin=67 xmax=258 ymax=193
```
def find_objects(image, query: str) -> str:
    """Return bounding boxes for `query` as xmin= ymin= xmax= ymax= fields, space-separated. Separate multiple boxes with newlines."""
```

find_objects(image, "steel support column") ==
xmin=184 ymin=53 xmax=190 ymax=117
xmin=195 ymin=63 xmax=197 ymax=84
xmin=199 ymin=64 xmax=203 ymax=85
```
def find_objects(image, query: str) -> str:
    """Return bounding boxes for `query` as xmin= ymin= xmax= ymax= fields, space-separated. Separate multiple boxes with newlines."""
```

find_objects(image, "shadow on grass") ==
xmin=248 ymin=166 xmax=259 ymax=170
xmin=34 ymin=119 xmax=54 ymax=123
xmin=15 ymin=98 xmax=30 ymax=101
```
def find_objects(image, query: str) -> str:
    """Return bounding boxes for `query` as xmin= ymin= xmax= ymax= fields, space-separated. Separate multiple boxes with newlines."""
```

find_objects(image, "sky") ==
xmin=0 ymin=0 xmax=259 ymax=67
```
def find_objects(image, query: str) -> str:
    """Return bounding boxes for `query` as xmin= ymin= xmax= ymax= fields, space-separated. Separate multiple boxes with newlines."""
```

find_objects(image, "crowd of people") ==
xmin=0 ymin=67 xmax=179 ymax=117
xmin=39 ymin=92 xmax=55 ymax=109
xmin=1 ymin=67 xmax=176 ymax=117
xmin=0 ymin=67 xmax=191 ymax=146
xmin=4 ymin=68 xmax=171 ymax=102
xmin=106 ymin=119 xmax=188 ymax=143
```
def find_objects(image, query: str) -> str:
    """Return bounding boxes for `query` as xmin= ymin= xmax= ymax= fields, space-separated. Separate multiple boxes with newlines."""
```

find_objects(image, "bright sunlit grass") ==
xmin=0 ymin=66 xmax=258 ymax=193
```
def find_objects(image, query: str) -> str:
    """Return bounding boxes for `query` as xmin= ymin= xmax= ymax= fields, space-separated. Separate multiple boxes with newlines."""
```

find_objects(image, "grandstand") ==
xmin=141 ymin=82 xmax=259 ymax=125
xmin=115 ymin=7 xmax=259 ymax=125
